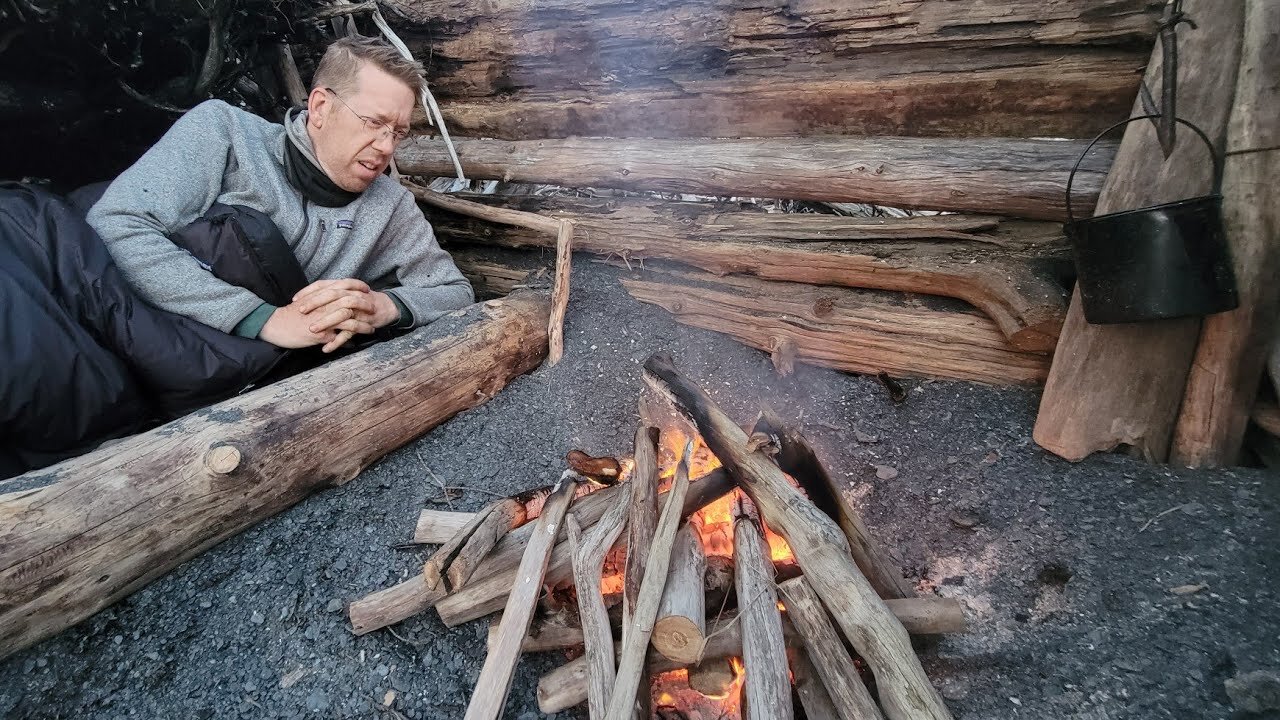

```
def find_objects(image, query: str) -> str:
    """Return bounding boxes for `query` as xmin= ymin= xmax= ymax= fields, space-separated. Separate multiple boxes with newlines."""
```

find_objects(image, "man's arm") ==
xmin=86 ymin=100 xmax=266 ymax=333
xmin=368 ymin=191 xmax=475 ymax=328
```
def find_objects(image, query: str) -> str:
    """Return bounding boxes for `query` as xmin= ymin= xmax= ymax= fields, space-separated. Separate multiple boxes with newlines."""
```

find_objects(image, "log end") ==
xmin=203 ymin=445 xmax=242 ymax=475
xmin=652 ymin=616 xmax=707 ymax=665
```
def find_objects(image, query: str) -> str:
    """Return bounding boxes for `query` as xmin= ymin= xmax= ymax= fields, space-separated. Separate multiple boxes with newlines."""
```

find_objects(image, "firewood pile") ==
xmin=349 ymin=354 xmax=968 ymax=719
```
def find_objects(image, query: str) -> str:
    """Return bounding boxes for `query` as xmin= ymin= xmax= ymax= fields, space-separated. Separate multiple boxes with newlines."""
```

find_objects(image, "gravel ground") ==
xmin=2 ymin=252 xmax=1278 ymax=720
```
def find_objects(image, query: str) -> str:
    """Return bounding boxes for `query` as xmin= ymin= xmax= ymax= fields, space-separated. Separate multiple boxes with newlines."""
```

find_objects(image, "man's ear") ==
xmin=307 ymin=87 xmax=330 ymax=127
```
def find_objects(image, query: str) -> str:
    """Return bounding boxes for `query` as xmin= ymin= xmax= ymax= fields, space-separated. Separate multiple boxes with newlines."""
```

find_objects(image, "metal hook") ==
xmin=1142 ymin=0 xmax=1199 ymax=158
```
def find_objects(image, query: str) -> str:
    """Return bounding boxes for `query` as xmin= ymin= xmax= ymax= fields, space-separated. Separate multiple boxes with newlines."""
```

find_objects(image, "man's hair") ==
xmin=312 ymin=36 xmax=424 ymax=104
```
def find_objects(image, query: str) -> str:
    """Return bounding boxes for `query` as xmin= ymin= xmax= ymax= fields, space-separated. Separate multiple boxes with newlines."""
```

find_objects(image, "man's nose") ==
xmin=372 ymin=131 xmax=397 ymax=154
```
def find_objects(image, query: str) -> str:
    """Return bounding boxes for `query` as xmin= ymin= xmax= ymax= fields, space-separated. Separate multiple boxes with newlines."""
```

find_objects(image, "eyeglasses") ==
xmin=324 ymin=87 xmax=410 ymax=144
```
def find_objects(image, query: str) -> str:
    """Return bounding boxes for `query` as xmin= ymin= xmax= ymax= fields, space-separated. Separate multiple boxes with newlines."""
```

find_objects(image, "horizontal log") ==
xmin=397 ymin=136 xmax=1114 ymax=222
xmin=0 ymin=292 xmax=551 ymax=661
xmin=390 ymin=0 xmax=1158 ymax=138
xmin=621 ymin=266 xmax=1051 ymax=385
xmin=428 ymin=194 xmax=1069 ymax=350
xmin=415 ymin=509 xmax=479 ymax=544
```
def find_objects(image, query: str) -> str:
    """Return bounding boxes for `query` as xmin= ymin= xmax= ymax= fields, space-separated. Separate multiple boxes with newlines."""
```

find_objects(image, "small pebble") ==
xmin=874 ymin=465 xmax=899 ymax=480
xmin=250 ymin=611 xmax=265 ymax=625
xmin=326 ymin=599 xmax=343 ymax=613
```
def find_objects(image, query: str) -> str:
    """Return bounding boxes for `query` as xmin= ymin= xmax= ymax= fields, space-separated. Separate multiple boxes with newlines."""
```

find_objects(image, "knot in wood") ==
xmin=204 ymin=445 xmax=242 ymax=475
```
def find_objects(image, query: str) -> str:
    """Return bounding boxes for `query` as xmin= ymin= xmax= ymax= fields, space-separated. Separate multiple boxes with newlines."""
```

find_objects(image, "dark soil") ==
xmin=2 ymin=251 xmax=1277 ymax=720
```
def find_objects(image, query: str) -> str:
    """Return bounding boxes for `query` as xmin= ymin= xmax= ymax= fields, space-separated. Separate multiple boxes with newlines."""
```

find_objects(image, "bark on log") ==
xmin=619 ymin=266 xmax=1050 ymax=385
xmin=387 ymin=0 xmax=1157 ymax=139
xmin=752 ymin=411 xmax=913 ymax=599
xmin=653 ymin=520 xmax=707 ymax=664
xmin=567 ymin=482 xmax=631 ymax=719
xmin=1171 ymin=0 xmax=1280 ymax=468
xmin=464 ymin=473 xmax=577 ymax=720
xmin=0 ymin=292 xmax=550 ymax=661
xmin=1034 ymin=0 xmax=1246 ymax=462
xmin=733 ymin=495 xmax=794 ymax=720
xmin=430 ymin=194 xmax=1069 ymax=350
xmin=642 ymin=354 xmax=952 ymax=720
xmin=604 ymin=445 xmax=693 ymax=720
xmin=435 ymin=469 xmax=735 ymax=627
xmin=415 ymin=509 xmax=478 ymax=544
xmin=779 ymin=576 xmax=883 ymax=720
xmin=396 ymin=136 xmax=1114 ymax=222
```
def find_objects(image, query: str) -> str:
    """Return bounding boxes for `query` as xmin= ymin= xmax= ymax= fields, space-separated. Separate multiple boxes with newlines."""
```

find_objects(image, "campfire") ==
xmin=350 ymin=355 xmax=966 ymax=719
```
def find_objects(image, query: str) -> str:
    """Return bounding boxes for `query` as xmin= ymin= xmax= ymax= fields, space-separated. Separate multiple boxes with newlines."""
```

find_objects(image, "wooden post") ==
xmin=779 ymin=576 xmax=884 ymax=720
xmin=547 ymin=220 xmax=573 ymax=365
xmin=734 ymin=495 xmax=794 ymax=720
xmin=642 ymin=354 xmax=952 ymax=720
xmin=1033 ymin=0 xmax=1247 ymax=462
xmin=0 ymin=291 xmax=550 ymax=662
xmin=1171 ymin=0 xmax=1280 ymax=467
xmin=653 ymin=519 xmax=707 ymax=664
xmin=464 ymin=473 xmax=578 ymax=720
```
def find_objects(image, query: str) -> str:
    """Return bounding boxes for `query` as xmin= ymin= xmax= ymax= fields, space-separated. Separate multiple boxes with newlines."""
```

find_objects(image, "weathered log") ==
xmin=734 ymin=495 xmax=794 ymax=720
xmin=0 ymin=292 xmax=550 ymax=662
xmin=604 ymin=444 xmax=693 ymax=720
xmin=567 ymin=481 xmax=631 ymax=719
xmin=430 ymin=194 xmax=1068 ymax=350
xmin=424 ymin=496 xmax=527 ymax=592
xmin=1171 ymin=0 xmax=1280 ymax=468
xmin=1034 ymin=0 xmax=1246 ymax=462
xmin=547 ymin=220 xmax=573 ymax=366
xmin=464 ymin=473 xmax=578 ymax=720
xmin=752 ymin=410 xmax=914 ymax=599
xmin=619 ymin=267 xmax=1051 ymax=385
xmin=791 ymin=648 xmax=842 ymax=720
xmin=388 ymin=0 xmax=1157 ymax=139
xmin=434 ymin=469 xmax=735 ymax=627
xmin=396 ymin=136 xmax=1114 ymax=222
xmin=779 ymin=576 xmax=883 ymax=720
xmin=449 ymin=250 xmax=536 ymax=299
xmin=653 ymin=519 xmax=707 ymax=664
xmin=414 ymin=509 xmax=477 ymax=544
xmin=1254 ymin=401 xmax=1280 ymax=439
xmin=642 ymin=354 xmax=952 ymax=720
xmin=625 ymin=426 xmax=660 ymax=629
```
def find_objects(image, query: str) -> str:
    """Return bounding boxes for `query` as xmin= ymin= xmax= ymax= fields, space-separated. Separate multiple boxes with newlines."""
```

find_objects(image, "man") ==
xmin=87 ymin=36 xmax=473 ymax=354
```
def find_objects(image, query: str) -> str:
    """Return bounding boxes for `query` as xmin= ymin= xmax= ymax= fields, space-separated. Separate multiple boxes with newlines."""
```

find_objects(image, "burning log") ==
xmin=642 ymin=354 xmax=953 ymax=720
xmin=465 ymin=472 xmax=580 ymax=720
xmin=605 ymin=443 xmax=694 ymax=719
xmin=752 ymin=410 xmax=915 ymax=599
xmin=619 ymin=268 xmax=1050 ymax=385
xmin=567 ymin=479 xmax=632 ymax=718
xmin=424 ymin=494 xmax=530 ymax=592
xmin=396 ymin=135 xmax=1114 ymax=222
xmin=434 ymin=469 xmax=735 ymax=627
xmin=0 ymin=291 xmax=551 ymax=662
xmin=688 ymin=658 xmax=737 ymax=698
xmin=733 ymin=495 xmax=794 ymax=719
xmin=653 ymin=519 xmax=708 ymax=664
xmin=430 ymin=194 xmax=1069 ymax=352
xmin=779 ymin=577 xmax=883 ymax=720
xmin=566 ymin=450 xmax=623 ymax=485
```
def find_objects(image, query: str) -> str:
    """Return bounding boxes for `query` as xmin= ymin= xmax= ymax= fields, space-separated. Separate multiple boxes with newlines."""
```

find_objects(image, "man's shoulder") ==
xmin=183 ymin=99 xmax=281 ymax=138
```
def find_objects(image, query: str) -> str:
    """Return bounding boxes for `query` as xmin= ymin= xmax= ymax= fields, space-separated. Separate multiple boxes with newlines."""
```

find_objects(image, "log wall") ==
xmin=389 ymin=0 xmax=1162 ymax=140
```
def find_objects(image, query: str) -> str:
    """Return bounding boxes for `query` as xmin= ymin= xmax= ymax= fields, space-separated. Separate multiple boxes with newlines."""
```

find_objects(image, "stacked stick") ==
xmin=351 ymin=356 xmax=966 ymax=718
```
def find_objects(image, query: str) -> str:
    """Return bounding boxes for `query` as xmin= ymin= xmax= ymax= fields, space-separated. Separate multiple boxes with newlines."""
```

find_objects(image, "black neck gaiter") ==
xmin=282 ymin=135 xmax=360 ymax=208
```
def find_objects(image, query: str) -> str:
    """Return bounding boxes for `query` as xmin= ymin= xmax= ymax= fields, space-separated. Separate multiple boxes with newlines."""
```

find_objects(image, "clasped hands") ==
xmin=260 ymin=278 xmax=400 ymax=353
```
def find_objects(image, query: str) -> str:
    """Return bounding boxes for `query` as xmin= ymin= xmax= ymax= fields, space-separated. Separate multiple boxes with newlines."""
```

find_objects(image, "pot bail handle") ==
xmin=1065 ymin=114 xmax=1224 ymax=226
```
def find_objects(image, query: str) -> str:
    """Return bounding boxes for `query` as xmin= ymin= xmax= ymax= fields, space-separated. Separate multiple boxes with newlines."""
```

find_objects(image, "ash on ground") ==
xmin=2 ymin=252 xmax=1277 ymax=720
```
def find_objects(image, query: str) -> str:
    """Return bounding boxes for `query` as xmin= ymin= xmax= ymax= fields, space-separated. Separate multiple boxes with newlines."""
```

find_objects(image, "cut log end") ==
xmin=652 ymin=616 xmax=707 ymax=665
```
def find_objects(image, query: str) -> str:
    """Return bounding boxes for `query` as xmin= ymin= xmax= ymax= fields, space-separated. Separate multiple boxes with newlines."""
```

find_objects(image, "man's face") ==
xmin=307 ymin=63 xmax=414 ymax=192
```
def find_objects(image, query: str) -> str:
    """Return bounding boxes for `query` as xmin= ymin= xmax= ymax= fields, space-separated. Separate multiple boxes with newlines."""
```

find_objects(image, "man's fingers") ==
xmin=298 ymin=290 xmax=376 ymax=316
xmin=322 ymin=329 xmax=356 ymax=354
xmin=293 ymin=278 xmax=370 ymax=302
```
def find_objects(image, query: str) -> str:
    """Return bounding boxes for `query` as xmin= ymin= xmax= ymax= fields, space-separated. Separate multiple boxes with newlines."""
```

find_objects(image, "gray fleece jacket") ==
xmin=87 ymin=99 xmax=473 ymax=333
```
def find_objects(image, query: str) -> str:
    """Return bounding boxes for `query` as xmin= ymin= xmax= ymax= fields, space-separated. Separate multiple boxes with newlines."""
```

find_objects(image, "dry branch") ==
xmin=567 ymin=483 xmax=631 ymax=718
xmin=642 ymin=354 xmax=952 ymax=720
xmin=424 ymin=497 xmax=525 ymax=591
xmin=415 ymin=509 xmax=482 ymax=544
xmin=734 ymin=494 xmax=794 ymax=719
xmin=625 ymin=426 xmax=660 ymax=630
xmin=779 ymin=576 xmax=883 ymax=720
xmin=464 ymin=473 xmax=578 ymax=720
xmin=0 ymin=292 xmax=550 ymax=661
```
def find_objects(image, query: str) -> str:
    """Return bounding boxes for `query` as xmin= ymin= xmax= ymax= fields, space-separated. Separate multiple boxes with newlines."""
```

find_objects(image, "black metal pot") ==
xmin=1065 ymin=115 xmax=1238 ymax=324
